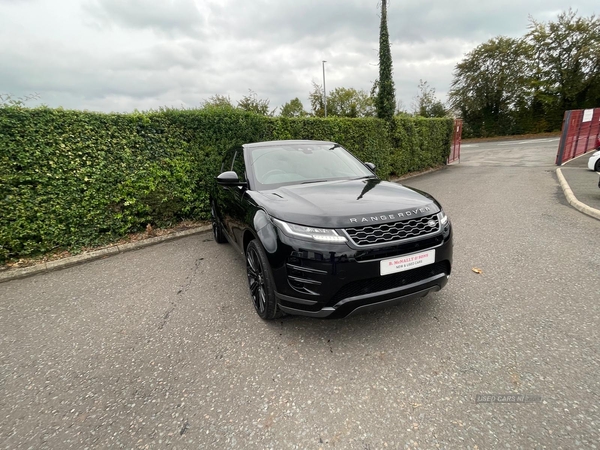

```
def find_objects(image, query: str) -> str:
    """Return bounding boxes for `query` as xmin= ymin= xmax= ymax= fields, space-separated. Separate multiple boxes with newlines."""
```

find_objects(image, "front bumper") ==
xmin=277 ymin=273 xmax=447 ymax=318
xmin=267 ymin=223 xmax=453 ymax=318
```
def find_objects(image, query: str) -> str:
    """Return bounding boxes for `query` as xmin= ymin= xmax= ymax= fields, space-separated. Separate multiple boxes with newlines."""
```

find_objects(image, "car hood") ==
xmin=250 ymin=178 xmax=440 ymax=229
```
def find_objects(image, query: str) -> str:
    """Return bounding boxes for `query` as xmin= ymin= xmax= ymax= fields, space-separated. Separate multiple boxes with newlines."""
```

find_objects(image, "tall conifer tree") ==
xmin=376 ymin=0 xmax=396 ymax=121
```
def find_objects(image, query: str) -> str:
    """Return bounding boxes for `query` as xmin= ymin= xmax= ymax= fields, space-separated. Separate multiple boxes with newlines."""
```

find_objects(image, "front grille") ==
xmin=354 ymin=235 xmax=444 ymax=262
xmin=328 ymin=261 xmax=448 ymax=305
xmin=344 ymin=213 xmax=440 ymax=246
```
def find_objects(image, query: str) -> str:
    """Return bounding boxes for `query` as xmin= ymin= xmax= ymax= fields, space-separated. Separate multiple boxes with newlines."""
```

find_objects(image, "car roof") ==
xmin=243 ymin=140 xmax=336 ymax=149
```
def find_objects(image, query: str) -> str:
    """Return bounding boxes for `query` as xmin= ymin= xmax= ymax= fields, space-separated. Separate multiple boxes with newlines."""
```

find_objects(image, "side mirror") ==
xmin=364 ymin=162 xmax=376 ymax=172
xmin=217 ymin=171 xmax=247 ymax=187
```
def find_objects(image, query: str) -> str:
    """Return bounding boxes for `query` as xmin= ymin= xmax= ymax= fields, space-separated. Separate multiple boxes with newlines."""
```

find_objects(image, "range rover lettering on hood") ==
xmin=349 ymin=207 xmax=432 ymax=224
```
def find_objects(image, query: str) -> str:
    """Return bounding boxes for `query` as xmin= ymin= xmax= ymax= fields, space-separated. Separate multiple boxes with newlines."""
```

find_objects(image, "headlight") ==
xmin=272 ymin=218 xmax=347 ymax=243
xmin=439 ymin=210 xmax=449 ymax=225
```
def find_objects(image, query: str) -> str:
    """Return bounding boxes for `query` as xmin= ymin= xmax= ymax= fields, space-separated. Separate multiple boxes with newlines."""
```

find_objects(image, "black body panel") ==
xmin=252 ymin=178 xmax=439 ymax=229
xmin=211 ymin=140 xmax=453 ymax=319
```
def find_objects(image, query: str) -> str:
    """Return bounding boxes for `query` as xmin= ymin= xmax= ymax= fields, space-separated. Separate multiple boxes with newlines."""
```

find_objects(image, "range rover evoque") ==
xmin=211 ymin=140 xmax=453 ymax=319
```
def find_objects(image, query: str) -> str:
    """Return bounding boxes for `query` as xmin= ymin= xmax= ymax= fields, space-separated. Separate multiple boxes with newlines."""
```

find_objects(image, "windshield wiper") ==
xmin=301 ymin=179 xmax=329 ymax=184
xmin=352 ymin=175 xmax=377 ymax=180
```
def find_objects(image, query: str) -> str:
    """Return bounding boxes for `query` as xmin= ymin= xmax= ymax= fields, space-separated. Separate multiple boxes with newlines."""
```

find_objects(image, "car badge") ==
xmin=427 ymin=219 xmax=436 ymax=228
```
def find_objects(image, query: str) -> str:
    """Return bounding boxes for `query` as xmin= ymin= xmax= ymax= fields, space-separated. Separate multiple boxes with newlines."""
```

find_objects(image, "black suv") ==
xmin=211 ymin=140 xmax=453 ymax=319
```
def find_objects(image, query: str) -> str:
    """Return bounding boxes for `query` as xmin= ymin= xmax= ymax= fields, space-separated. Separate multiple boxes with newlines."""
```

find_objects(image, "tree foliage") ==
xmin=0 ymin=93 xmax=40 ymax=107
xmin=527 ymin=9 xmax=600 ymax=127
xmin=326 ymin=87 xmax=376 ymax=118
xmin=450 ymin=10 xmax=600 ymax=137
xmin=308 ymin=84 xmax=376 ymax=118
xmin=449 ymin=36 xmax=533 ymax=136
xmin=201 ymin=94 xmax=235 ymax=109
xmin=414 ymin=80 xmax=448 ymax=118
xmin=203 ymin=91 xmax=274 ymax=116
xmin=237 ymin=90 xmax=273 ymax=116
xmin=280 ymin=98 xmax=308 ymax=117
xmin=375 ymin=0 xmax=396 ymax=121
xmin=309 ymin=82 xmax=326 ymax=117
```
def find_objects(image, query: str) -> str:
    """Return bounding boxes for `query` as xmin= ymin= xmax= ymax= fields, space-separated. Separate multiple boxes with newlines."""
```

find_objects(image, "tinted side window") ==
xmin=220 ymin=147 xmax=237 ymax=173
xmin=231 ymin=149 xmax=247 ymax=182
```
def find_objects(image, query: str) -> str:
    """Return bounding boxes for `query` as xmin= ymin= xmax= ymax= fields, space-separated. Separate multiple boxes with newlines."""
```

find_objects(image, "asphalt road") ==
xmin=1 ymin=138 xmax=599 ymax=449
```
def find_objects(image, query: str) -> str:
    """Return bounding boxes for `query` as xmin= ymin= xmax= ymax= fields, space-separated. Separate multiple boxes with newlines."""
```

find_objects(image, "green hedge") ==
xmin=390 ymin=117 xmax=454 ymax=175
xmin=0 ymin=106 xmax=452 ymax=262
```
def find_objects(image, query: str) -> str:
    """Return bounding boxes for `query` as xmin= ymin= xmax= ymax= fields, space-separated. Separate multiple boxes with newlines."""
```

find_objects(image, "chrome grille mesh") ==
xmin=344 ymin=213 xmax=440 ymax=246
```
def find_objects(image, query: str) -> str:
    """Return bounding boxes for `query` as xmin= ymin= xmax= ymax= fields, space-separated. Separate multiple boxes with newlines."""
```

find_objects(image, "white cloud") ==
xmin=0 ymin=0 xmax=597 ymax=113
xmin=82 ymin=0 xmax=206 ymax=36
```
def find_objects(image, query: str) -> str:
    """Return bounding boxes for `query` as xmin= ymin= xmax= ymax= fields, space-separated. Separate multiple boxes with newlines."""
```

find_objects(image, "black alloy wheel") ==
xmin=245 ymin=240 xmax=281 ymax=320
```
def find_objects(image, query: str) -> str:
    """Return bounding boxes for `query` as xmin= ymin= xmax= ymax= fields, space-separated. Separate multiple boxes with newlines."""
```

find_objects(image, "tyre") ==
xmin=595 ymin=159 xmax=600 ymax=172
xmin=211 ymin=205 xmax=227 ymax=244
xmin=245 ymin=239 xmax=281 ymax=320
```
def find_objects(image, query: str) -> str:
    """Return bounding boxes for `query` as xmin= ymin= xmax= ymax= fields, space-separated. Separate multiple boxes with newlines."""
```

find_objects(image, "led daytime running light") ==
xmin=440 ymin=211 xmax=448 ymax=225
xmin=273 ymin=219 xmax=347 ymax=243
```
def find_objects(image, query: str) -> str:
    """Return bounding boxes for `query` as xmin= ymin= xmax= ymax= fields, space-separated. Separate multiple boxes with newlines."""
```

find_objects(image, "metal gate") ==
xmin=556 ymin=108 xmax=600 ymax=165
xmin=448 ymin=119 xmax=462 ymax=164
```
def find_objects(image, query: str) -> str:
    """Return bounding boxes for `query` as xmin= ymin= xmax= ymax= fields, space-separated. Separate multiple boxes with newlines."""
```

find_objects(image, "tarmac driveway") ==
xmin=1 ymin=138 xmax=599 ymax=449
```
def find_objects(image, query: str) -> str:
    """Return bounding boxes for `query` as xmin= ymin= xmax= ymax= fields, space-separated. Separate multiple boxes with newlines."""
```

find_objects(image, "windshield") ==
xmin=246 ymin=143 xmax=374 ymax=190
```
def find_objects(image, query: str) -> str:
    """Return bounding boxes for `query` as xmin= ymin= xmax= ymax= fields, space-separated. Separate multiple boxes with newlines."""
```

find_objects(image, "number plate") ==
xmin=380 ymin=250 xmax=436 ymax=276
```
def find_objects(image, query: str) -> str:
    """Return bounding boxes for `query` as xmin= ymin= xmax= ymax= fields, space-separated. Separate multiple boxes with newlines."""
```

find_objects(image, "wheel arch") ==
xmin=243 ymin=229 xmax=256 ymax=253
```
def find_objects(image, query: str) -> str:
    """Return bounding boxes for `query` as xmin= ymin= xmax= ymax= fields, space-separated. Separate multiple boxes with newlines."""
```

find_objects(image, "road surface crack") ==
xmin=157 ymin=257 xmax=203 ymax=330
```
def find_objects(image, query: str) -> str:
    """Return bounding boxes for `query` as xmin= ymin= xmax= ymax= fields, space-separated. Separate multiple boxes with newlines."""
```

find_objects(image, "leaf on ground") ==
xmin=472 ymin=267 xmax=483 ymax=274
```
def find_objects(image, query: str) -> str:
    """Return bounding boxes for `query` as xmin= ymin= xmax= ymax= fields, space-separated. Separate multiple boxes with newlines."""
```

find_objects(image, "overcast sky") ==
xmin=1 ymin=0 xmax=597 ymax=114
